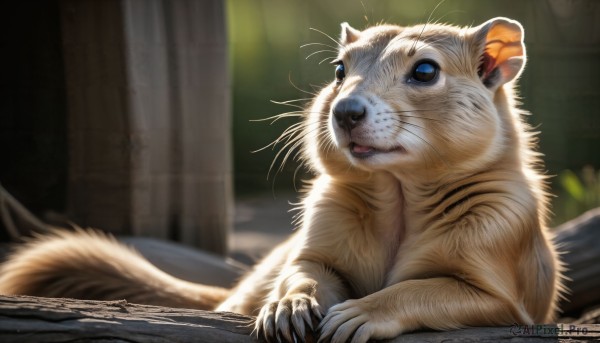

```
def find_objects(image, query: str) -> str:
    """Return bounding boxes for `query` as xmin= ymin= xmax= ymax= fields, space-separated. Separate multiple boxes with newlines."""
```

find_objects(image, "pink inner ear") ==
xmin=478 ymin=52 xmax=497 ymax=79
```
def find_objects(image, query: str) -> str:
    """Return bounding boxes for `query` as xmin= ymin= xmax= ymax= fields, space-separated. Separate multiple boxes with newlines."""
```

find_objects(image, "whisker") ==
xmin=271 ymin=98 xmax=313 ymax=104
xmin=268 ymin=105 xmax=304 ymax=112
xmin=267 ymin=124 xmax=324 ymax=180
xmin=395 ymin=120 xmax=427 ymax=131
xmin=249 ymin=110 xmax=325 ymax=126
xmin=427 ymin=0 xmax=449 ymax=25
xmin=360 ymin=0 xmax=370 ymax=25
xmin=408 ymin=0 xmax=447 ymax=57
xmin=276 ymin=122 xmax=309 ymax=141
xmin=252 ymin=122 xmax=306 ymax=154
xmin=249 ymin=110 xmax=327 ymax=125
xmin=272 ymin=109 xmax=326 ymax=120
xmin=393 ymin=123 xmax=449 ymax=167
xmin=292 ymin=162 xmax=305 ymax=192
xmin=430 ymin=10 xmax=466 ymax=26
xmin=388 ymin=115 xmax=446 ymax=122
xmin=309 ymin=27 xmax=343 ymax=49
xmin=379 ymin=110 xmax=447 ymax=122
xmin=271 ymin=124 xmax=316 ymax=157
xmin=398 ymin=115 xmax=446 ymax=122
xmin=279 ymin=140 xmax=305 ymax=173
xmin=300 ymin=42 xmax=338 ymax=50
xmin=314 ymin=129 xmax=337 ymax=162
xmin=319 ymin=56 xmax=338 ymax=65
xmin=250 ymin=112 xmax=304 ymax=123
xmin=271 ymin=101 xmax=307 ymax=110
xmin=267 ymin=136 xmax=304 ymax=179
xmin=381 ymin=109 xmax=438 ymax=113
xmin=305 ymin=49 xmax=337 ymax=60
xmin=414 ymin=36 xmax=450 ymax=52
xmin=288 ymin=73 xmax=318 ymax=96
xmin=396 ymin=120 xmax=452 ymax=144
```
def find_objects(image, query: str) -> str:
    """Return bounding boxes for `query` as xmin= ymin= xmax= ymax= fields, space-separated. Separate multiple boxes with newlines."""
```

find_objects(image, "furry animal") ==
xmin=0 ymin=17 xmax=563 ymax=343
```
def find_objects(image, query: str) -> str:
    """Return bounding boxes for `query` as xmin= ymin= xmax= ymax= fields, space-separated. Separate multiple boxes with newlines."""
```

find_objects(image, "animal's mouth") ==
xmin=350 ymin=142 xmax=406 ymax=158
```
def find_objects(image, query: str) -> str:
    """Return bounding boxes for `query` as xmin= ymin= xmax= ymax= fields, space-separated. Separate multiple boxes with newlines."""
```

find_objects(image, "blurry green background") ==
xmin=0 ymin=1 xmax=598 ymax=230
xmin=226 ymin=0 xmax=600 ymax=225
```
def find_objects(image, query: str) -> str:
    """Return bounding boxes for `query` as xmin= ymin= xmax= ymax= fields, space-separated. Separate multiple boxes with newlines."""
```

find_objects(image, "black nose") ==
xmin=333 ymin=98 xmax=366 ymax=131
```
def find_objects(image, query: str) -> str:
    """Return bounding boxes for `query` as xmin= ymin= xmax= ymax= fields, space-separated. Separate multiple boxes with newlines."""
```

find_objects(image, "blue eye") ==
xmin=335 ymin=62 xmax=346 ymax=83
xmin=410 ymin=60 xmax=439 ymax=83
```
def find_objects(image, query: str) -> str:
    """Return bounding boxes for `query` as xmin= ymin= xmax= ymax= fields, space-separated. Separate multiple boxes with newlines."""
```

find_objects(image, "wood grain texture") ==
xmin=0 ymin=295 xmax=256 ymax=343
xmin=59 ymin=0 xmax=232 ymax=255
xmin=1 ymin=295 xmax=599 ymax=343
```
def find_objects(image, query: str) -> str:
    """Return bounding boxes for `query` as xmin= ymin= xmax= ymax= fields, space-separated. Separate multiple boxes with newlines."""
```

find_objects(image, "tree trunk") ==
xmin=60 ymin=0 xmax=232 ymax=255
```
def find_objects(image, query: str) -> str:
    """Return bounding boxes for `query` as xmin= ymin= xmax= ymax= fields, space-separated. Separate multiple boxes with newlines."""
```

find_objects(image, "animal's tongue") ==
xmin=352 ymin=144 xmax=374 ymax=154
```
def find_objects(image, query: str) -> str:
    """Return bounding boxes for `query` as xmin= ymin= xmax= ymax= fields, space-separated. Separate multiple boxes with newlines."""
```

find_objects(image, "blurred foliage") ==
xmin=555 ymin=166 xmax=600 ymax=225
xmin=226 ymin=0 xmax=600 ymax=225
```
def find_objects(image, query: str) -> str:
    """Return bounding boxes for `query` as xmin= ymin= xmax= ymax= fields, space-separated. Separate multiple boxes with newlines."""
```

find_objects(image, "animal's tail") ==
xmin=0 ymin=229 xmax=229 ymax=310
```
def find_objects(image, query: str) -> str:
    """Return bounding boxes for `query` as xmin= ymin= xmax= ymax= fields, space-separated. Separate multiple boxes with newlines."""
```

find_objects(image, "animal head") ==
xmin=303 ymin=17 xmax=527 ymax=179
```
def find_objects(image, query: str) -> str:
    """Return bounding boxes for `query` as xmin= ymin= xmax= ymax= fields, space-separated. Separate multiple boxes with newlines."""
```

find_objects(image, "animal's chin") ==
xmin=349 ymin=142 xmax=406 ymax=159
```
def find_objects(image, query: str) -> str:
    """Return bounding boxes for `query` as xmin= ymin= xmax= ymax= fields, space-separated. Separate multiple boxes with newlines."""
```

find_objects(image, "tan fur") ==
xmin=0 ymin=18 xmax=562 ymax=343
xmin=0 ymin=230 xmax=229 ymax=309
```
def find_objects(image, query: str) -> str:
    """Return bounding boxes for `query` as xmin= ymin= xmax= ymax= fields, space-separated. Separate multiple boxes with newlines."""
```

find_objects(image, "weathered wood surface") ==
xmin=555 ymin=207 xmax=600 ymax=316
xmin=0 ymin=295 xmax=256 ymax=343
xmin=1 ymin=295 xmax=599 ymax=343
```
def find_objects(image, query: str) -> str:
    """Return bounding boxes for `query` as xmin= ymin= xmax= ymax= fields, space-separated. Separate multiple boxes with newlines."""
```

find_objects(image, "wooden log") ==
xmin=554 ymin=208 xmax=600 ymax=316
xmin=0 ymin=295 xmax=599 ymax=343
xmin=120 ymin=236 xmax=248 ymax=288
xmin=0 ymin=295 xmax=255 ymax=343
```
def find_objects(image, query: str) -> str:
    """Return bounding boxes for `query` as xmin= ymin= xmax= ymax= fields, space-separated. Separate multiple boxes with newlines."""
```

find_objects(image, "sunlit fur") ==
xmin=0 ymin=229 xmax=229 ymax=309
xmin=0 ymin=18 xmax=563 ymax=343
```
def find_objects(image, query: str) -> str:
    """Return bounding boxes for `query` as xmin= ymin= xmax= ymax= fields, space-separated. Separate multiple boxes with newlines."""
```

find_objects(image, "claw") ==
xmin=275 ymin=306 xmax=293 ymax=342
xmin=311 ymin=302 xmax=324 ymax=321
xmin=291 ymin=312 xmax=307 ymax=341
xmin=265 ymin=331 xmax=275 ymax=343
xmin=316 ymin=314 xmax=336 ymax=343
xmin=301 ymin=309 xmax=314 ymax=331
xmin=255 ymin=323 xmax=263 ymax=341
xmin=279 ymin=324 xmax=295 ymax=343
xmin=260 ymin=302 xmax=279 ymax=343
xmin=350 ymin=323 xmax=370 ymax=343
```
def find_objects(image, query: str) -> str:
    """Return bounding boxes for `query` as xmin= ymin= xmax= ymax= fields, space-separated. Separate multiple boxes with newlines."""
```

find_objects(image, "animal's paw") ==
xmin=317 ymin=299 xmax=402 ymax=343
xmin=256 ymin=294 xmax=324 ymax=342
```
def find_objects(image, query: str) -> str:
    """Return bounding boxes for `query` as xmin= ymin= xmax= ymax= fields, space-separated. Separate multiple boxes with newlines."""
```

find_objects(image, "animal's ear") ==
xmin=340 ymin=22 xmax=361 ymax=45
xmin=470 ymin=17 xmax=526 ymax=90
